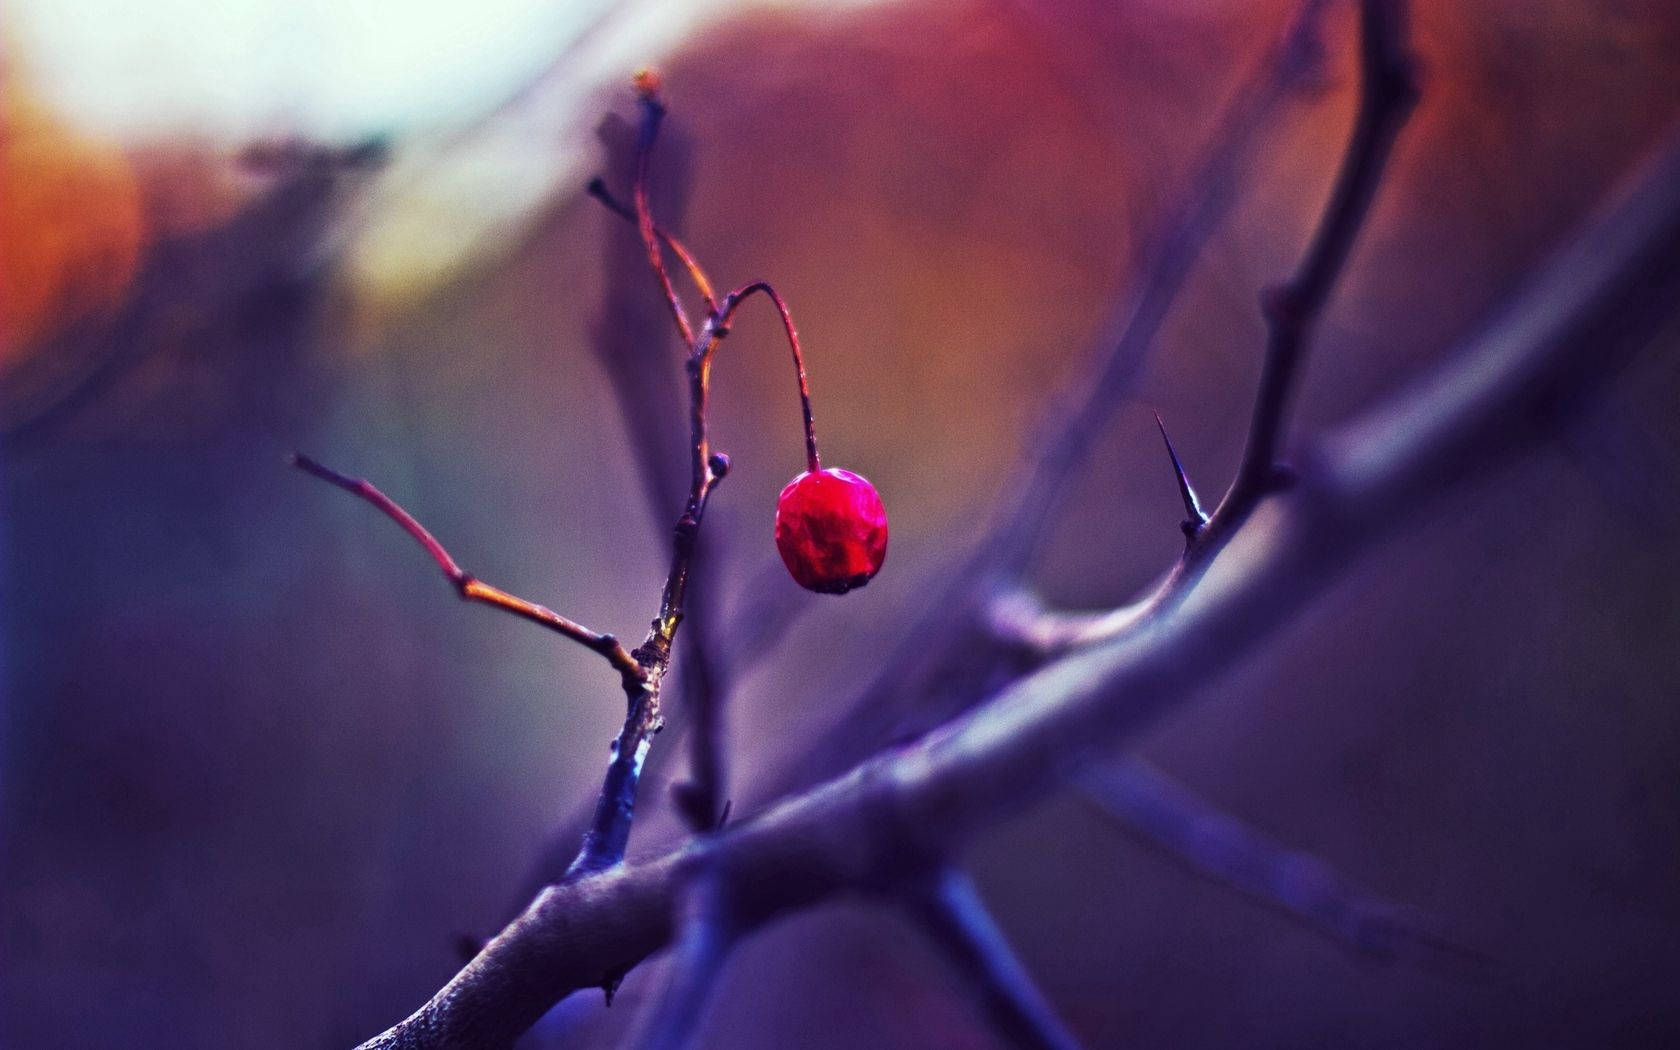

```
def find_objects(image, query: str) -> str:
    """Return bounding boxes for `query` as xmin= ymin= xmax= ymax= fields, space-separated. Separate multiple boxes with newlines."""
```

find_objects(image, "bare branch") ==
xmin=992 ymin=0 xmax=1342 ymax=577
xmin=1220 ymin=0 xmax=1419 ymax=512
xmin=752 ymin=0 xmax=1346 ymax=807
xmin=904 ymin=868 xmax=1086 ymax=1050
xmin=628 ymin=867 xmax=738 ymax=1050
xmin=997 ymin=0 xmax=1419 ymax=658
xmin=1080 ymin=760 xmax=1482 ymax=969
xmin=356 ymin=121 xmax=1680 ymax=1050
xmin=589 ymin=176 xmax=718 ymax=314
xmin=633 ymin=78 xmax=697 ymax=347
xmin=290 ymin=453 xmax=643 ymax=687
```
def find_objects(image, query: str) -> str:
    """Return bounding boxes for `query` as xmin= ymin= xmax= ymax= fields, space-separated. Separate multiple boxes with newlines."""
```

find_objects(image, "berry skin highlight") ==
xmin=775 ymin=468 xmax=888 ymax=594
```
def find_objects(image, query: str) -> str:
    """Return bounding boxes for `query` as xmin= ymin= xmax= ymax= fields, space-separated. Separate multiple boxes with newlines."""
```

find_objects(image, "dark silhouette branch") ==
xmin=1220 ymin=0 xmax=1419 ymax=513
xmin=904 ymin=867 xmax=1086 ymax=1050
xmin=354 ymin=80 xmax=1680 ymax=1050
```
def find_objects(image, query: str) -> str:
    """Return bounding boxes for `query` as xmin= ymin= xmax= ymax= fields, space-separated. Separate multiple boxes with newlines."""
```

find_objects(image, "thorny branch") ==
xmin=748 ymin=0 xmax=1343 ymax=822
xmin=338 ymin=1 xmax=1680 ymax=1046
xmin=1000 ymin=0 xmax=1417 ymax=656
xmin=358 ymin=118 xmax=1680 ymax=1046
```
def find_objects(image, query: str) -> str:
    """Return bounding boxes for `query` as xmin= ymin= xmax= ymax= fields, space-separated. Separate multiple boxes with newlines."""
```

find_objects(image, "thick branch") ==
xmin=357 ymin=125 xmax=1680 ymax=1049
xmin=904 ymin=868 xmax=1085 ymax=1050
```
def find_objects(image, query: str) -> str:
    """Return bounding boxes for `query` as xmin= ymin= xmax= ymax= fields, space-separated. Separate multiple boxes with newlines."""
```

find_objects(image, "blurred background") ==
xmin=4 ymin=0 xmax=1680 ymax=1046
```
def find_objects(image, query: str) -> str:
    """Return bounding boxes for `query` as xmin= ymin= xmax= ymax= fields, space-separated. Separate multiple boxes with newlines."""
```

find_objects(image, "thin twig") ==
xmin=904 ymin=868 xmax=1086 ymax=1050
xmin=589 ymin=177 xmax=718 ymax=313
xmin=290 ymin=453 xmax=643 ymax=687
xmin=710 ymin=281 xmax=821 ymax=472
xmin=633 ymin=81 xmax=696 ymax=347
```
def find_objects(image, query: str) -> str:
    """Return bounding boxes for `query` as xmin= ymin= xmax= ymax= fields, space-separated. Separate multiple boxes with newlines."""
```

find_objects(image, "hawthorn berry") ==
xmin=775 ymin=468 xmax=888 ymax=594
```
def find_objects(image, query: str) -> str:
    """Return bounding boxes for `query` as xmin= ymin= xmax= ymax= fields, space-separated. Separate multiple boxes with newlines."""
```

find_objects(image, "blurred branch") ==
xmin=356 ymin=121 xmax=1680 ymax=1045
xmin=903 ymin=868 xmax=1086 ymax=1050
xmin=627 ymin=866 xmax=738 ymax=1050
xmin=290 ymin=454 xmax=643 ymax=688
xmin=1079 ymin=760 xmax=1481 ymax=968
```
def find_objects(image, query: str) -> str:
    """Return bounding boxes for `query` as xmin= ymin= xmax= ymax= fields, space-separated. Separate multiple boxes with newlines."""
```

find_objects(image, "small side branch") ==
xmin=1222 ymin=0 xmax=1419 ymax=509
xmin=290 ymin=453 xmax=643 ymax=688
xmin=1080 ymin=760 xmax=1479 ymax=968
xmin=904 ymin=868 xmax=1086 ymax=1050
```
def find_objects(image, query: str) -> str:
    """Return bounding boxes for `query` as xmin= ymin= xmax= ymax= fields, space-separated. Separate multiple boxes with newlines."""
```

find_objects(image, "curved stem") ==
xmin=715 ymin=281 xmax=821 ymax=473
xmin=633 ymin=89 xmax=695 ymax=346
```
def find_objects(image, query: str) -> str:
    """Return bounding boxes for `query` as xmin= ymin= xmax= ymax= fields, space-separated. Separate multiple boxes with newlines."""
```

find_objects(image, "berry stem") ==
xmin=715 ymin=281 xmax=821 ymax=473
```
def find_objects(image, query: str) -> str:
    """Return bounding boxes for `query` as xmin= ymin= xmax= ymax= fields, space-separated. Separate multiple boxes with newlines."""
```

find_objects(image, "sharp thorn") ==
xmin=1155 ymin=412 xmax=1208 ymax=530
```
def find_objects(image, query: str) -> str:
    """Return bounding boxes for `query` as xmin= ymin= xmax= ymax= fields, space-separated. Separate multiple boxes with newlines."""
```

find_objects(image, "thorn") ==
xmin=601 ymin=972 xmax=626 ymax=1006
xmin=1154 ymin=412 xmax=1207 ymax=535
xmin=716 ymin=799 xmax=732 ymax=829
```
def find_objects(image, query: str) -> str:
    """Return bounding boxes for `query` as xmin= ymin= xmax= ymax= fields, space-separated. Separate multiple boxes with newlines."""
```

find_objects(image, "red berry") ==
xmin=774 ymin=468 xmax=888 ymax=594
